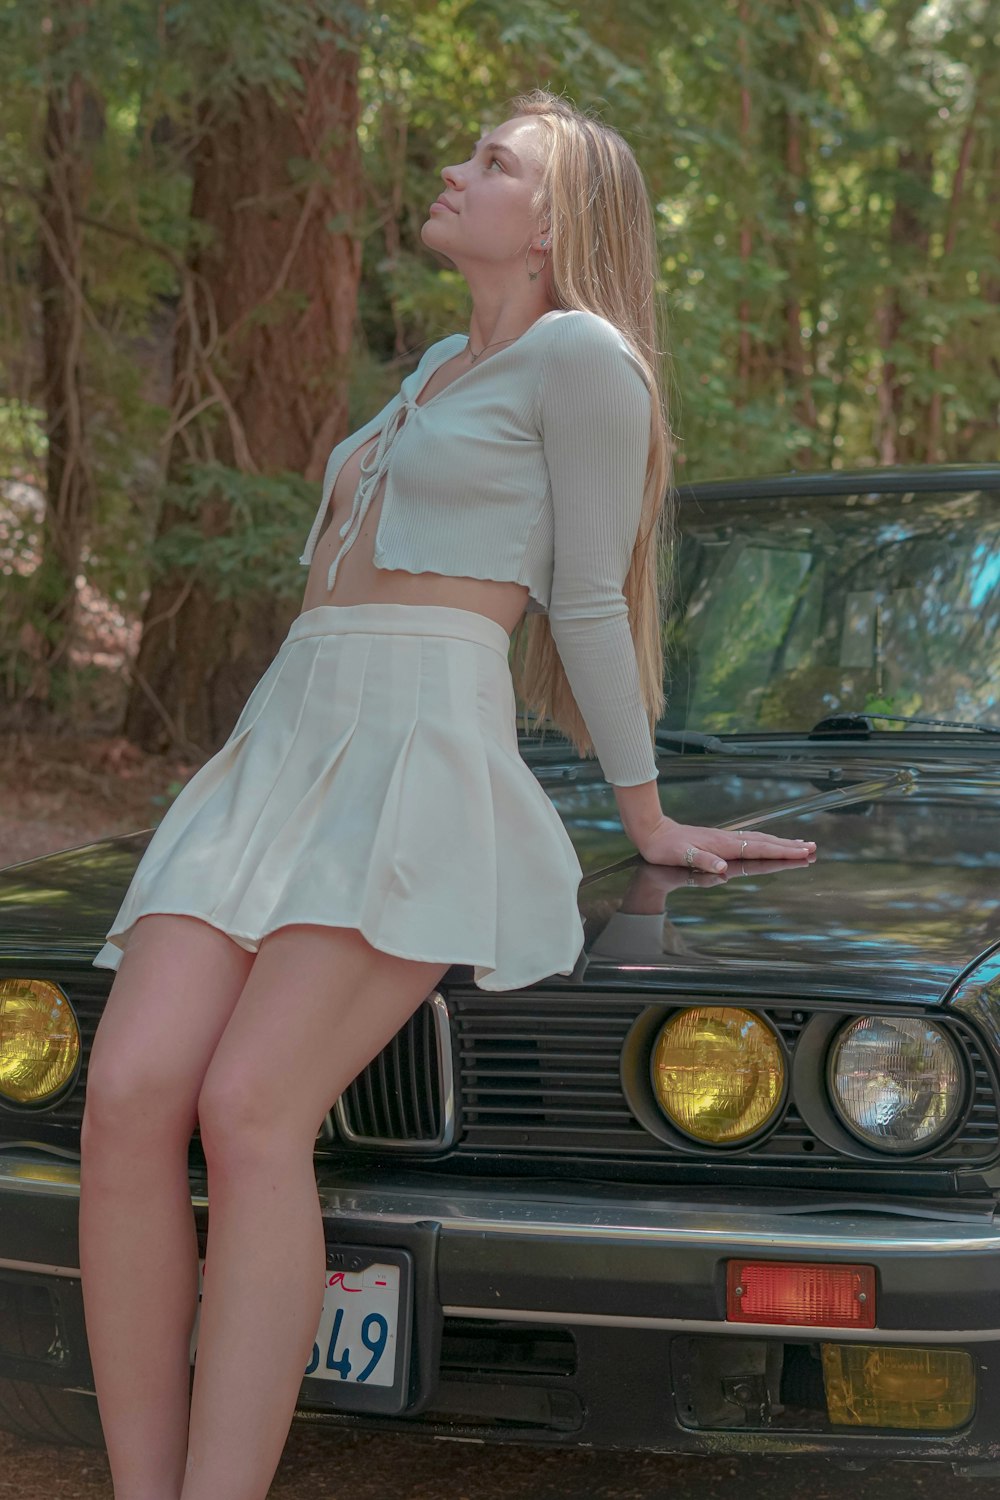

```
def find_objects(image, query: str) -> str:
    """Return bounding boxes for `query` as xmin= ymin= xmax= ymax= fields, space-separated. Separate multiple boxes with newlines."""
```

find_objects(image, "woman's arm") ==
xmin=538 ymin=313 xmax=660 ymax=787
xmin=539 ymin=312 xmax=815 ymax=871
xmin=614 ymin=780 xmax=665 ymax=849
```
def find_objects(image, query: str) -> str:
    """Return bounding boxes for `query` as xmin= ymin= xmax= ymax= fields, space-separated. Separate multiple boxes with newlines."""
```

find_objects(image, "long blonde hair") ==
xmin=504 ymin=89 xmax=676 ymax=761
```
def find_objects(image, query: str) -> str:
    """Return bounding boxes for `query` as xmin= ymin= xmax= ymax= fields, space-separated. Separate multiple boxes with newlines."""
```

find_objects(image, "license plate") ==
xmin=190 ymin=1244 xmax=413 ymax=1413
xmin=308 ymin=1257 xmax=401 ymax=1386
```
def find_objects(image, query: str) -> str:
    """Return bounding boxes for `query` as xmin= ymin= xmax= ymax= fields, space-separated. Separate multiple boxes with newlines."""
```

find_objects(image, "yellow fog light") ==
xmin=822 ymin=1343 xmax=975 ymax=1430
xmin=0 ymin=979 xmax=80 ymax=1105
xmin=650 ymin=1006 xmax=785 ymax=1144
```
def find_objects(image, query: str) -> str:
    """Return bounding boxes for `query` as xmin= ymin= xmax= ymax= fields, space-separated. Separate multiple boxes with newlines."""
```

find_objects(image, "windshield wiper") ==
xmin=654 ymin=729 xmax=770 ymax=756
xmin=809 ymin=712 xmax=1000 ymax=738
xmin=657 ymin=712 xmax=1000 ymax=755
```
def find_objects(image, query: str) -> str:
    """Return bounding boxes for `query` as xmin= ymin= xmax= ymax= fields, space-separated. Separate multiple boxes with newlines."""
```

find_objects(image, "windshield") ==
xmin=661 ymin=485 xmax=1000 ymax=736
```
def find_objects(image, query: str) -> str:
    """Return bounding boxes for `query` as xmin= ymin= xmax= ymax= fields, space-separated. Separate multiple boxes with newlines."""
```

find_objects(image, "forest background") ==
xmin=0 ymin=0 xmax=998 ymax=857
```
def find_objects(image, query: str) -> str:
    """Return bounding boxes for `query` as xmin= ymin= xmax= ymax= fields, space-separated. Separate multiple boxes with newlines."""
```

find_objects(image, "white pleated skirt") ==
xmin=92 ymin=602 xmax=586 ymax=992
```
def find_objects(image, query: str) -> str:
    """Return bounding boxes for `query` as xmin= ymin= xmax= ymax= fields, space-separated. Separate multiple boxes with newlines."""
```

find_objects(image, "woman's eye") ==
xmin=488 ymin=155 xmax=504 ymax=171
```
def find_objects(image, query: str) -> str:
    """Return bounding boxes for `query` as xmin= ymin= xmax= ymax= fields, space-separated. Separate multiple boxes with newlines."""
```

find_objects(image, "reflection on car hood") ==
xmin=0 ymin=831 xmax=154 ymax=965
xmin=536 ymin=748 xmax=1000 ymax=1006
xmin=0 ymin=749 xmax=997 ymax=1005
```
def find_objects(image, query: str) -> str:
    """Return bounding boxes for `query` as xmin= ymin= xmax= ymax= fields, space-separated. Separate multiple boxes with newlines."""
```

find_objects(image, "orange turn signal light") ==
xmin=727 ymin=1260 xmax=876 ymax=1328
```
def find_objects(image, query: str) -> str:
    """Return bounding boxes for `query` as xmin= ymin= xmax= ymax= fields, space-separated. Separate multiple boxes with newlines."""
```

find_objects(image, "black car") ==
xmin=1 ymin=462 xmax=999 ymax=1472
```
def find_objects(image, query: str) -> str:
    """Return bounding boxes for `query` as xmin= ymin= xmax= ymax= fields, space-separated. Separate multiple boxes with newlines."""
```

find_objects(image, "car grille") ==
xmin=333 ymin=992 xmax=454 ymax=1150
xmin=0 ymin=971 xmax=455 ymax=1156
xmin=4 ymin=976 xmax=998 ymax=1174
xmin=442 ymin=993 xmax=1000 ymax=1166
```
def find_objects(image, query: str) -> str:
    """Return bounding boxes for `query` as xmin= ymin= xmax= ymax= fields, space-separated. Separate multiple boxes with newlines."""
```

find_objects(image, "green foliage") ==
xmin=158 ymin=0 xmax=369 ymax=112
xmin=151 ymin=461 xmax=315 ymax=602
xmin=3 ymin=0 xmax=999 ymax=723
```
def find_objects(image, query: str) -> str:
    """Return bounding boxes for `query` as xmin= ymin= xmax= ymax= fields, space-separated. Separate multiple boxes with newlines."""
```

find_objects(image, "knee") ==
xmin=195 ymin=1067 xmax=288 ymax=1164
xmin=83 ymin=1058 xmax=152 ymax=1135
xmin=82 ymin=1057 xmax=196 ymax=1147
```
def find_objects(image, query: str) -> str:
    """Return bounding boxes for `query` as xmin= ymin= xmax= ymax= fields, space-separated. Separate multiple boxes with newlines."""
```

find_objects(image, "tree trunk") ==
xmin=124 ymin=19 xmax=363 ymax=754
xmin=876 ymin=0 xmax=931 ymax=466
xmin=959 ymin=140 xmax=1000 ymax=456
xmin=736 ymin=0 xmax=754 ymax=402
xmin=925 ymin=90 xmax=982 ymax=462
xmin=34 ymin=1 xmax=100 ymax=688
xmin=779 ymin=80 xmax=817 ymax=461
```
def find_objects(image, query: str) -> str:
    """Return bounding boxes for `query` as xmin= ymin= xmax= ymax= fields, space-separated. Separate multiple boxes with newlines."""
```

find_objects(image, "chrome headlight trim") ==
xmin=826 ymin=1014 xmax=966 ymax=1155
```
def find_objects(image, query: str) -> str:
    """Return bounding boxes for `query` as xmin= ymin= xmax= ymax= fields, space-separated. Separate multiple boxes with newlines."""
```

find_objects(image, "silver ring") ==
xmin=740 ymin=839 xmax=748 ymax=858
xmin=683 ymin=845 xmax=696 ymax=869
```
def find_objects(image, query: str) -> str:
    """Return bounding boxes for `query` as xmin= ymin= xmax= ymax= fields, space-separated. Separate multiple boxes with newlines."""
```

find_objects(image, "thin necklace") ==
xmin=466 ymin=333 xmax=519 ymax=363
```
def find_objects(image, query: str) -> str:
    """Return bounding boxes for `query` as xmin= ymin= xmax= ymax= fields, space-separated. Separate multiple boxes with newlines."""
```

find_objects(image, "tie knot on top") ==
xmin=330 ymin=402 xmax=413 ymax=582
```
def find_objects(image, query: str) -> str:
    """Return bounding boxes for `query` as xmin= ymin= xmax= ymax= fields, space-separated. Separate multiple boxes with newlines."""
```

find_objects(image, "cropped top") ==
xmin=299 ymin=307 xmax=659 ymax=787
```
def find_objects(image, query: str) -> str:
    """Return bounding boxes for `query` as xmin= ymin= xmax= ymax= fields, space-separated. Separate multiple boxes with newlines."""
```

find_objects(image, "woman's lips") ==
xmin=430 ymin=196 xmax=458 ymax=213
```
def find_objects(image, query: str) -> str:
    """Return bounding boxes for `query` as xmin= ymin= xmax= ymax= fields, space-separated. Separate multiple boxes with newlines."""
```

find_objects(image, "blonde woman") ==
xmin=80 ymin=89 xmax=815 ymax=1500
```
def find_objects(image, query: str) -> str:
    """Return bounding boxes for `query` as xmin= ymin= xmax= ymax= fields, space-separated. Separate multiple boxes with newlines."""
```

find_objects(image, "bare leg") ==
xmin=80 ymin=1126 xmax=199 ymax=1500
xmin=180 ymin=924 xmax=450 ymax=1500
xmin=80 ymin=916 xmax=256 ymax=1500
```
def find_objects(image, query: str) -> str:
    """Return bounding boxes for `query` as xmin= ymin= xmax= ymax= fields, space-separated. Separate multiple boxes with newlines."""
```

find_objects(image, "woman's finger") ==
xmin=727 ymin=829 xmax=815 ymax=857
xmin=683 ymin=852 xmax=722 ymax=876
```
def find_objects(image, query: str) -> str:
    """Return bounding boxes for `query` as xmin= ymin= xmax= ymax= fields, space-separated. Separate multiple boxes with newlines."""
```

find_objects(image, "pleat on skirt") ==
xmin=92 ymin=602 xmax=586 ymax=992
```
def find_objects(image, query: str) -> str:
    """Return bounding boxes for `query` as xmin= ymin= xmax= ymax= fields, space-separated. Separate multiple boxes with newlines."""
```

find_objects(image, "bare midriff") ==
xmin=298 ymin=351 xmax=531 ymax=640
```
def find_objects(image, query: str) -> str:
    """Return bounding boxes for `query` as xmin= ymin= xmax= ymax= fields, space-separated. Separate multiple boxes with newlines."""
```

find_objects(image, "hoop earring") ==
xmin=525 ymin=239 xmax=549 ymax=282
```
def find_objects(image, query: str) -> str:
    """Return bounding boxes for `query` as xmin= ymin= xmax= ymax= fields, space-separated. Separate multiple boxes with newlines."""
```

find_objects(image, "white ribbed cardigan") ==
xmin=299 ymin=307 xmax=658 ymax=787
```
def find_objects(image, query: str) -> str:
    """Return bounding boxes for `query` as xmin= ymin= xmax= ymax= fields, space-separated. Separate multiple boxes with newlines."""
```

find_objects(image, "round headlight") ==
xmin=0 ymin=979 xmax=80 ymax=1105
xmin=828 ymin=1015 xmax=964 ymax=1153
xmin=651 ymin=1006 xmax=785 ymax=1145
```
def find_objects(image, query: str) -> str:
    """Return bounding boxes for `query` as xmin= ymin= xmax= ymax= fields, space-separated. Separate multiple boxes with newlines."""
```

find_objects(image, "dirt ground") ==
xmin=0 ymin=729 xmax=200 ymax=868
xmin=0 ymin=1422 xmax=989 ymax=1500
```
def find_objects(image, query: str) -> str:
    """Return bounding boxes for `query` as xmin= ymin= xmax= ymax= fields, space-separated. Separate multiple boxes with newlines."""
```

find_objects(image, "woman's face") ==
xmin=420 ymin=114 xmax=549 ymax=269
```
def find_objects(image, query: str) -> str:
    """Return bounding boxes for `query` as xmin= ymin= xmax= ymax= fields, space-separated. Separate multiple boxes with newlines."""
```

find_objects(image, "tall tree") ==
xmin=5 ymin=0 xmax=1000 ymax=741
xmin=924 ymin=82 xmax=982 ymax=461
xmin=35 ymin=0 xmax=101 ymax=685
xmin=874 ymin=1 xmax=934 ymax=464
xmin=124 ymin=5 xmax=366 ymax=753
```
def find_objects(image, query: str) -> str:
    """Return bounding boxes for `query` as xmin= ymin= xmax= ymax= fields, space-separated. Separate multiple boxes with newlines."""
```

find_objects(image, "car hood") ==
xmin=0 ymin=749 xmax=997 ymax=1006
xmin=0 ymin=831 xmax=155 ymax=966
xmin=535 ymin=747 xmax=1000 ymax=1006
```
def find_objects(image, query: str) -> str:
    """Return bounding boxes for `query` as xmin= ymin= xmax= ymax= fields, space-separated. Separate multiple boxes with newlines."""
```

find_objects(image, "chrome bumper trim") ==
xmin=0 ymin=1255 xmax=80 ymax=1279
xmin=3 ymin=1150 xmax=999 ymax=1256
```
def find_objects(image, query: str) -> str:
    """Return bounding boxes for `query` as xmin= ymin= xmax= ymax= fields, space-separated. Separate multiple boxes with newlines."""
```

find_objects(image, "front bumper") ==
xmin=4 ymin=1149 xmax=1000 ymax=1468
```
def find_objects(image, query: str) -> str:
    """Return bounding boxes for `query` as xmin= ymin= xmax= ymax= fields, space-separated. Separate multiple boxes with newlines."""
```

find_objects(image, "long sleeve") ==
xmin=538 ymin=312 xmax=659 ymax=787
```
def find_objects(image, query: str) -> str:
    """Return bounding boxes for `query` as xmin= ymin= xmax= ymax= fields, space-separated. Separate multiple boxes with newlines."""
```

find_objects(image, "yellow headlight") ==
xmin=822 ymin=1344 xmax=975 ymax=1430
xmin=651 ymin=1006 xmax=785 ymax=1144
xmin=0 ymin=979 xmax=80 ymax=1104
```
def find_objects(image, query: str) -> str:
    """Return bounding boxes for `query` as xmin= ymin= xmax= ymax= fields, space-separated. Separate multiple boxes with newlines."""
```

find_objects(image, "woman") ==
xmin=80 ymin=89 xmax=815 ymax=1500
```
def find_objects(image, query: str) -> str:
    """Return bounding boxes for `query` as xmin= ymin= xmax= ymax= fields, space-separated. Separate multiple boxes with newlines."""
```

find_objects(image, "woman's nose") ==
xmin=440 ymin=162 xmax=463 ymax=189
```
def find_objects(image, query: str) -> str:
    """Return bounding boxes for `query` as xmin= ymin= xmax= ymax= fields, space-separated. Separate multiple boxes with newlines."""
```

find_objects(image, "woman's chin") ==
xmin=420 ymin=224 xmax=458 ymax=269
